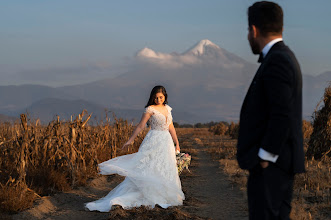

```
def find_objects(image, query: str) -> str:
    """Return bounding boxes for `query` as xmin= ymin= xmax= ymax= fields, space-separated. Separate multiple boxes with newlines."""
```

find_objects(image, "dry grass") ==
xmin=292 ymin=158 xmax=331 ymax=219
xmin=178 ymin=127 xmax=330 ymax=219
xmin=204 ymin=136 xmax=248 ymax=192
xmin=0 ymin=182 xmax=36 ymax=213
xmin=0 ymin=111 xmax=148 ymax=213
xmin=177 ymin=128 xmax=208 ymax=156
xmin=205 ymin=133 xmax=331 ymax=219
xmin=108 ymin=205 xmax=209 ymax=220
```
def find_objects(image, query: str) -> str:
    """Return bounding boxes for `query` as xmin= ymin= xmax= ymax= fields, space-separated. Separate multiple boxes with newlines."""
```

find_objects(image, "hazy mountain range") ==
xmin=0 ymin=39 xmax=329 ymax=124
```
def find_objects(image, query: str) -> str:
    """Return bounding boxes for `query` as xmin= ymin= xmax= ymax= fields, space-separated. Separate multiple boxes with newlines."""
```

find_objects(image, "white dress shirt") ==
xmin=258 ymin=38 xmax=283 ymax=163
xmin=261 ymin=38 xmax=283 ymax=58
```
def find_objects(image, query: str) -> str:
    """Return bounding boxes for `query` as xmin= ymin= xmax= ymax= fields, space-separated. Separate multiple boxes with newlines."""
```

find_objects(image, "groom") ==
xmin=237 ymin=1 xmax=305 ymax=219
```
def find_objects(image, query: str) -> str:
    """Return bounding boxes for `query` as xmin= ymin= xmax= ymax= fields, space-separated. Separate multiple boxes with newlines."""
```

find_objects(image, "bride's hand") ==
xmin=175 ymin=145 xmax=180 ymax=153
xmin=122 ymin=141 xmax=132 ymax=150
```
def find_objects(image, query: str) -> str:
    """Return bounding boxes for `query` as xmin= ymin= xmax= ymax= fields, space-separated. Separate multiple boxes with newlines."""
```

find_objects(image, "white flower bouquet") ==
xmin=176 ymin=152 xmax=191 ymax=175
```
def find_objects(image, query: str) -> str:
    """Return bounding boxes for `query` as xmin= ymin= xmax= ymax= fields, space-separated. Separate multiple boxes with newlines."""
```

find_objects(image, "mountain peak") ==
xmin=184 ymin=39 xmax=220 ymax=55
xmin=136 ymin=47 xmax=173 ymax=60
xmin=136 ymin=47 xmax=157 ymax=58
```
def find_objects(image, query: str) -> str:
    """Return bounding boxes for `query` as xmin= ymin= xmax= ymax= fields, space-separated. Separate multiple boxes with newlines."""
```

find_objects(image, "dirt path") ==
xmin=12 ymin=130 xmax=248 ymax=220
xmin=180 ymin=137 xmax=248 ymax=219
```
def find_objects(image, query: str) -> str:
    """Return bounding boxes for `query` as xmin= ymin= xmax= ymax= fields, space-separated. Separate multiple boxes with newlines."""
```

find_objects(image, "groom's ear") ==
xmin=251 ymin=25 xmax=259 ymax=39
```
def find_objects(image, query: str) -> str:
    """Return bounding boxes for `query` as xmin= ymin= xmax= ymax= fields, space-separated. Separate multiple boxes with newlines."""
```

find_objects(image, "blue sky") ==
xmin=1 ymin=0 xmax=330 ymax=86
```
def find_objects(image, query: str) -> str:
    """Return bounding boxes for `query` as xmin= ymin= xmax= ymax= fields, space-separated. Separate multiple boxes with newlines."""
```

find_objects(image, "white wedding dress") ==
xmin=85 ymin=104 xmax=185 ymax=212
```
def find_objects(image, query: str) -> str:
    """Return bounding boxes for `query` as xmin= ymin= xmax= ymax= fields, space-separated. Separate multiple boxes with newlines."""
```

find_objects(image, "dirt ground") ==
xmin=9 ymin=129 xmax=248 ymax=220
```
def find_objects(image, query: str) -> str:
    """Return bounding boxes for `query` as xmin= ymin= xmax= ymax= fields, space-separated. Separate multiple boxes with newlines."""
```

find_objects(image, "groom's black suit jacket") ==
xmin=237 ymin=41 xmax=305 ymax=174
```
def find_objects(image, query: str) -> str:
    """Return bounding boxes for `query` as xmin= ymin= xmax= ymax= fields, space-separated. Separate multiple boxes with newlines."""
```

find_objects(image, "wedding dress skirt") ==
xmin=85 ymin=129 xmax=185 ymax=212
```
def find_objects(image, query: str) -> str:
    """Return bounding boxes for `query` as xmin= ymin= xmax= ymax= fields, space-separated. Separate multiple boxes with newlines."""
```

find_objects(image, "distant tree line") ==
xmin=173 ymin=121 xmax=227 ymax=128
xmin=173 ymin=121 xmax=239 ymax=139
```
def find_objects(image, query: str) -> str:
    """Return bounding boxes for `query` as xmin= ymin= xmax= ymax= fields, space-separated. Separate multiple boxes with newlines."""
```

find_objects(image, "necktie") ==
xmin=258 ymin=53 xmax=264 ymax=63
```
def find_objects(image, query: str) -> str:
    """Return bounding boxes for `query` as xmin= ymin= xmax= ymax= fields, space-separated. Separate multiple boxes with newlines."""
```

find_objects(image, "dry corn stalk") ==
xmin=0 ymin=110 xmax=148 ymax=212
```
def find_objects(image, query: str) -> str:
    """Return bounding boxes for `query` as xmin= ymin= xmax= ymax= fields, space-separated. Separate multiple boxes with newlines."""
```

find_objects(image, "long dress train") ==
xmin=85 ymin=104 xmax=185 ymax=212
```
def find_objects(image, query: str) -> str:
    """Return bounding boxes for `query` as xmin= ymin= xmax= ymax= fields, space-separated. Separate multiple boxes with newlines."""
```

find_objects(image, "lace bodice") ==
xmin=144 ymin=105 xmax=173 ymax=131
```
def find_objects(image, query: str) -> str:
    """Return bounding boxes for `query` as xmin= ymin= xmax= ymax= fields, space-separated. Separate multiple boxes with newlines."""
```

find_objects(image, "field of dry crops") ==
xmin=1 ymin=126 xmax=249 ymax=220
xmin=0 ymin=119 xmax=330 ymax=219
xmin=0 ymin=111 xmax=148 ymax=213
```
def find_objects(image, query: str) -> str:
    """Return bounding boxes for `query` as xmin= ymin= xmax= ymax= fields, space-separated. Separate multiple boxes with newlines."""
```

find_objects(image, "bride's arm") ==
xmin=122 ymin=112 xmax=152 ymax=149
xmin=169 ymin=122 xmax=180 ymax=152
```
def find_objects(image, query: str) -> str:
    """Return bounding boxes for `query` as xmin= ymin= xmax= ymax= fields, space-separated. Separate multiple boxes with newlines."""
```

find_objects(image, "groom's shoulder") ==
xmin=273 ymin=42 xmax=296 ymax=56
xmin=269 ymin=43 xmax=297 ymax=63
xmin=267 ymin=44 xmax=301 ymax=79
xmin=270 ymin=42 xmax=289 ymax=53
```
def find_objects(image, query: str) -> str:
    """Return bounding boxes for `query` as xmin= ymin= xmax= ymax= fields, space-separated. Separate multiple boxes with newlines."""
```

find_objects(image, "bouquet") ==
xmin=176 ymin=152 xmax=191 ymax=175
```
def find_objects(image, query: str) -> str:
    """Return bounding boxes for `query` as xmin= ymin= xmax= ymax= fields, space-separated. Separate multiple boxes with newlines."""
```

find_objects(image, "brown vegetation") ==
xmin=226 ymin=122 xmax=240 ymax=139
xmin=209 ymin=122 xmax=228 ymax=135
xmin=204 ymin=130 xmax=330 ymax=219
xmin=108 ymin=205 xmax=208 ymax=220
xmin=0 ymin=111 xmax=148 ymax=213
xmin=209 ymin=121 xmax=239 ymax=139
xmin=306 ymin=83 xmax=331 ymax=160
xmin=302 ymin=120 xmax=313 ymax=140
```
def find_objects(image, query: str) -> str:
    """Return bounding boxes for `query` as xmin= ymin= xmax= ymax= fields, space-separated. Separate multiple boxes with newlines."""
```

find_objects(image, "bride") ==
xmin=85 ymin=85 xmax=185 ymax=212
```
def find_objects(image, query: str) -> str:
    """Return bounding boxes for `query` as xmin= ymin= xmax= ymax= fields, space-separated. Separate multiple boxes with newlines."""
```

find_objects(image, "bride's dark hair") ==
xmin=145 ymin=85 xmax=168 ymax=107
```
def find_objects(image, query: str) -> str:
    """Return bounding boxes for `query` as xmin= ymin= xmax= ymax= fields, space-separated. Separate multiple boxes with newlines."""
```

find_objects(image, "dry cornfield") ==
xmin=307 ymin=83 xmax=331 ymax=160
xmin=0 ymin=110 xmax=148 ymax=213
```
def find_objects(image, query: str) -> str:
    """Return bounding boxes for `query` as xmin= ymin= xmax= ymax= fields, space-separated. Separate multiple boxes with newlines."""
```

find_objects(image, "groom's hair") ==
xmin=248 ymin=1 xmax=283 ymax=37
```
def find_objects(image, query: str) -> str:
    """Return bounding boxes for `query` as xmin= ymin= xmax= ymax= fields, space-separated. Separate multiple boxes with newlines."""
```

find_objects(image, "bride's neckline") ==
xmin=150 ymin=105 xmax=169 ymax=119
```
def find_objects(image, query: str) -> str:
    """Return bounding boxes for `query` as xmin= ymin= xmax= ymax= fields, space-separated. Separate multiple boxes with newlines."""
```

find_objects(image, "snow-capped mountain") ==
xmin=136 ymin=39 xmax=246 ymax=67
xmin=0 ymin=39 xmax=326 ymax=123
xmin=136 ymin=47 xmax=173 ymax=60
xmin=57 ymin=39 xmax=258 ymax=121
xmin=183 ymin=39 xmax=221 ymax=55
